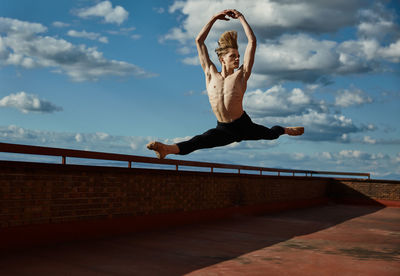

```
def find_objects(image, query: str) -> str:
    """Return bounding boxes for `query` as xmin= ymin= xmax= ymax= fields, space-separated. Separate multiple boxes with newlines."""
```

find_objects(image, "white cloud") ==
xmin=363 ymin=136 xmax=376 ymax=144
xmin=106 ymin=26 xmax=141 ymax=40
xmin=243 ymin=85 xmax=316 ymax=117
xmin=241 ymin=84 xmax=375 ymax=142
xmin=0 ymin=125 xmax=154 ymax=156
xmin=184 ymin=90 xmax=195 ymax=96
xmin=357 ymin=3 xmax=400 ymax=40
xmin=358 ymin=20 xmax=397 ymax=41
xmin=254 ymin=33 xmax=397 ymax=84
xmin=377 ymin=39 xmax=400 ymax=62
xmin=257 ymin=34 xmax=339 ymax=71
xmin=313 ymin=150 xmax=396 ymax=178
xmin=165 ymin=0 xmax=362 ymax=43
xmin=67 ymin=29 xmax=109 ymax=43
xmin=161 ymin=27 xmax=189 ymax=44
xmin=0 ymin=16 xmax=47 ymax=34
xmin=75 ymin=133 xmax=83 ymax=143
xmin=396 ymin=153 xmax=400 ymax=163
xmin=107 ymin=27 xmax=136 ymax=35
xmin=0 ymin=17 xmax=155 ymax=81
xmin=338 ymin=38 xmax=385 ymax=64
xmin=335 ymin=88 xmax=372 ymax=107
xmin=182 ymin=55 xmax=199 ymax=65
xmin=52 ymin=21 xmax=70 ymax=28
xmin=339 ymin=149 xmax=365 ymax=159
xmin=76 ymin=1 xmax=129 ymax=25
xmin=130 ymin=34 xmax=141 ymax=40
xmin=321 ymin=152 xmax=332 ymax=160
xmin=0 ymin=91 xmax=62 ymax=113
xmin=254 ymin=109 xmax=364 ymax=142
xmin=177 ymin=46 xmax=191 ymax=55
xmin=164 ymin=0 xmax=400 ymax=84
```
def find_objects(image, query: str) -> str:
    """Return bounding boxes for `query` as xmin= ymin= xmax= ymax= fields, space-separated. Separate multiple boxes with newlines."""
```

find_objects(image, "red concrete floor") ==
xmin=0 ymin=204 xmax=399 ymax=276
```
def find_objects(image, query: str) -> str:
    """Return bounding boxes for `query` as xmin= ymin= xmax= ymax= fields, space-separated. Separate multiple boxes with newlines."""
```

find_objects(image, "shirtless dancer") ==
xmin=148 ymin=9 xmax=304 ymax=159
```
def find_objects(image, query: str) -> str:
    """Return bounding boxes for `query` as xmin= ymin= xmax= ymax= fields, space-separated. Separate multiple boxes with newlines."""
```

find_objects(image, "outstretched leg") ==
xmin=147 ymin=114 xmax=304 ymax=158
xmin=232 ymin=112 xmax=305 ymax=140
xmin=147 ymin=126 xmax=237 ymax=159
xmin=240 ymin=113 xmax=304 ymax=140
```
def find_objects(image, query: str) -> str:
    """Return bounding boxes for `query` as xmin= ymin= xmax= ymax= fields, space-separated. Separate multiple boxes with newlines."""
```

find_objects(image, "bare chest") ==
xmin=206 ymin=71 xmax=245 ymax=101
xmin=205 ymin=71 xmax=246 ymax=121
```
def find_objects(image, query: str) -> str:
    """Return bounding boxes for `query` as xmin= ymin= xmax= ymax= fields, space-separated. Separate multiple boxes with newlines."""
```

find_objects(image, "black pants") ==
xmin=177 ymin=112 xmax=284 ymax=155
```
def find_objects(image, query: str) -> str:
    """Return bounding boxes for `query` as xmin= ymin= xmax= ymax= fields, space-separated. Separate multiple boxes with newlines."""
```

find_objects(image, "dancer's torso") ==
xmin=206 ymin=66 xmax=246 ymax=123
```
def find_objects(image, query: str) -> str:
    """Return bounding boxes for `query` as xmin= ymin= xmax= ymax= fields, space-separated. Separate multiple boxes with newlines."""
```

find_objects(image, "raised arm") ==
xmin=196 ymin=10 xmax=230 ymax=74
xmin=232 ymin=10 xmax=256 ymax=81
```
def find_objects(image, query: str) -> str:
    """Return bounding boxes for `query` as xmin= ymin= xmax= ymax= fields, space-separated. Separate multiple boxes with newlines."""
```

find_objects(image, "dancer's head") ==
xmin=215 ymin=30 xmax=240 ymax=68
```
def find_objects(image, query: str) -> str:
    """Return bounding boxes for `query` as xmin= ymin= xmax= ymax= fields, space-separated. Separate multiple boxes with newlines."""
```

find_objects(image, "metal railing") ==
xmin=0 ymin=142 xmax=370 ymax=179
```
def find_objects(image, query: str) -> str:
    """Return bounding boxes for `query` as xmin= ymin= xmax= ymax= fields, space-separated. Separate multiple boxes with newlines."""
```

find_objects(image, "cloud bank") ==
xmin=242 ymin=85 xmax=374 ymax=142
xmin=1 ymin=125 xmax=398 ymax=179
xmin=164 ymin=0 xmax=400 ymax=85
xmin=0 ymin=17 xmax=155 ymax=81
xmin=67 ymin=29 xmax=109 ymax=44
xmin=334 ymin=88 xmax=373 ymax=107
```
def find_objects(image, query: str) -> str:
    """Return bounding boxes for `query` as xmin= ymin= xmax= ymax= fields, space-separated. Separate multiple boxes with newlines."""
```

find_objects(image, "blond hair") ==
xmin=215 ymin=30 xmax=238 ymax=59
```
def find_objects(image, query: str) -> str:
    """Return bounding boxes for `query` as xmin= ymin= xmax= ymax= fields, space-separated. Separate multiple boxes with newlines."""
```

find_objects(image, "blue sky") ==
xmin=1 ymin=0 xmax=399 ymax=179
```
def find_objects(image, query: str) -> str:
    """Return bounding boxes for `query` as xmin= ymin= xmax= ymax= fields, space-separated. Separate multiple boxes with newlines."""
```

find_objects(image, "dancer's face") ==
xmin=220 ymin=48 xmax=240 ymax=69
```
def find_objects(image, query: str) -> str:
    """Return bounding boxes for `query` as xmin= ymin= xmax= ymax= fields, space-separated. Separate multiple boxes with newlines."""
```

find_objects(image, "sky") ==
xmin=0 ymin=0 xmax=399 ymax=179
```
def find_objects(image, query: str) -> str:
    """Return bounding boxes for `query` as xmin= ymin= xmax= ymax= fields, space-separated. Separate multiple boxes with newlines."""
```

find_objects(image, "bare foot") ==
xmin=147 ymin=141 xmax=168 ymax=159
xmin=284 ymin=127 xmax=304 ymax=136
xmin=147 ymin=141 xmax=180 ymax=159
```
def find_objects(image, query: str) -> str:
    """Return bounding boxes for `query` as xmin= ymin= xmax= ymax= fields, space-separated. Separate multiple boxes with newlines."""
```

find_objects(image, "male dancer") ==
xmin=148 ymin=9 xmax=304 ymax=159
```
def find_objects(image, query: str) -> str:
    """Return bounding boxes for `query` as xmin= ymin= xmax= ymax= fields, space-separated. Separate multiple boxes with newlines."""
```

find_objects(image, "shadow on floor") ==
xmin=0 ymin=202 xmax=387 ymax=276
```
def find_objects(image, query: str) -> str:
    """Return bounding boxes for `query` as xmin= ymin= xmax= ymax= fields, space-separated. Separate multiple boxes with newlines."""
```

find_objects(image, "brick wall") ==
xmin=0 ymin=161 xmax=329 ymax=229
xmin=330 ymin=178 xmax=400 ymax=206
xmin=2 ymin=160 xmax=400 ymax=249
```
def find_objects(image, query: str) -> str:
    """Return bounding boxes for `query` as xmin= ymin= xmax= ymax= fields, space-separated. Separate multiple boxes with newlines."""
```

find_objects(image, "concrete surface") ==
xmin=0 ymin=204 xmax=399 ymax=276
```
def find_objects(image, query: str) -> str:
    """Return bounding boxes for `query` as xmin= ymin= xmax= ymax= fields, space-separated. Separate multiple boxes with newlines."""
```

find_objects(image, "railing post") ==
xmin=176 ymin=164 xmax=178 ymax=171
xmin=62 ymin=156 xmax=66 ymax=165
xmin=211 ymin=167 xmax=213 ymax=173
xmin=260 ymin=170 xmax=262 ymax=176
xmin=238 ymin=169 xmax=241 ymax=174
xmin=128 ymin=161 xmax=132 ymax=168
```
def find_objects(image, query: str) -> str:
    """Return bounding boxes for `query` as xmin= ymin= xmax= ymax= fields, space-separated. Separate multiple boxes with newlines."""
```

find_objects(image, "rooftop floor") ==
xmin=0 ymin=203 xmax=399 ymax=276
